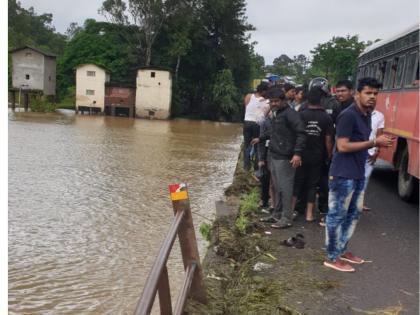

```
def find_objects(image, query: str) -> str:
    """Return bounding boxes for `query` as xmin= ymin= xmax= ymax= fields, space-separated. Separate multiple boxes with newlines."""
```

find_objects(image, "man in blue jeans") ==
xmin=324 ymin=77 xmax=394 ymax=272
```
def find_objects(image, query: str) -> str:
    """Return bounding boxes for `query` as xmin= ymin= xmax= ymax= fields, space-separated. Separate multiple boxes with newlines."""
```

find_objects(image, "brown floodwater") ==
xmin=8 ymin=110 xmax=242 ymax=315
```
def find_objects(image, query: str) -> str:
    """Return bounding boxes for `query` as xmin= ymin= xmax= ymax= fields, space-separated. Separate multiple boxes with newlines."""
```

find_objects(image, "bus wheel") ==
xmin=398 ymin=147 xmax=418 ymax=202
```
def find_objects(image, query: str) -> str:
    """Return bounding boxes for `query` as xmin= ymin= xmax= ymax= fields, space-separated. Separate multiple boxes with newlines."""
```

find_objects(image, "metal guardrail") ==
xmin=134 ymin=183 xmax=207 ymax=315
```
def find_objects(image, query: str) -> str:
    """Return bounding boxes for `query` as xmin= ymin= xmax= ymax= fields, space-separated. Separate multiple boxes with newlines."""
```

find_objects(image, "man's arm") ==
xmin=287 ymin=109 xmax=306 ymax=168
xmin=325 ymin=135 xmax=333 ymax=159
xmin=337 ymin=134 xmax=393 ymax=153
xmin=244 ymin=93 xmax=251 ymax=106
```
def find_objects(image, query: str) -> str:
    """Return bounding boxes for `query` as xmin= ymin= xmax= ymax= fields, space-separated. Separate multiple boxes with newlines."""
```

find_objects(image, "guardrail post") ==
xmin=168 ymin=184 xmax=208 ymax=304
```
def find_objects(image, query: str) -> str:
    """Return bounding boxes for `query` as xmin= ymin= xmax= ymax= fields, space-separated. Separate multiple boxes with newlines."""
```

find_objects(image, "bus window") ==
xmin=373 ymin=63 xmax=380 ymax=80
xmin=379 ymin=61 xmax=387 ymax=84
xmin=390 ymin=57 xmax=399 ymax=89
xmin=395 ymin=55 xmax=406 ymax=88
xmin=414 ymin=56 xmax=419 ymax=86
xmin=383 ymin=59 xmax=393 ymax=89
xmin=404 ymin=51 xmax=419 ymax=87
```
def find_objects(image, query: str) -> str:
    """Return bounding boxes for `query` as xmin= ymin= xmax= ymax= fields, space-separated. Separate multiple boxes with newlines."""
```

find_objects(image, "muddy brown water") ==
xmin=8 ymin=110 xmax=242 ymax=315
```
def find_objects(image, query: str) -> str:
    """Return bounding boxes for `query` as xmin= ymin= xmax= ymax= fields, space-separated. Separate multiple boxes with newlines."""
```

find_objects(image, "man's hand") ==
xmin=375 ymin=135 xmax=395 ymax=148
xmin=290 ymin=155 xmax=302 ymax=168
xmin=368 ymin=151 xmax=379 ymax=165
xmin=251 ymin=138 xmax=260 ymax=145
xmin=258 ymin=161 xmax=265 ymax=167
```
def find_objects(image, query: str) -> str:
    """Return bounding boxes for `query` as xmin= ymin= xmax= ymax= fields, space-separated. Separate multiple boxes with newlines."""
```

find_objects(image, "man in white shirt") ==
xmin=363 ymin=107 xmax=385 ymax=210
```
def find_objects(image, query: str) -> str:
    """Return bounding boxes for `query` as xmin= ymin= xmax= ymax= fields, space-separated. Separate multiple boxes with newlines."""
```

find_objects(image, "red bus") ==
xmin=357 ymin=24 xmax=419 ymax=201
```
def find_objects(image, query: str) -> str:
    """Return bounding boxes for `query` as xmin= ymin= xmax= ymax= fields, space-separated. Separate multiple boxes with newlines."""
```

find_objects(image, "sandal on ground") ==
xmin=362 ymin=206 xmax=371 ymax=211
xmin=281 ymin=237 xmax=296 ymax=247
xmin=271 ymin=222 xmax=292 ymax=229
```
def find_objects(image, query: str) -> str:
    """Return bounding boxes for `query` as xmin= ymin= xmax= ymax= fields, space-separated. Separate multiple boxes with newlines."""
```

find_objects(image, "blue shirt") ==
xmin=329 ymin=104 xmax=371 ymax=179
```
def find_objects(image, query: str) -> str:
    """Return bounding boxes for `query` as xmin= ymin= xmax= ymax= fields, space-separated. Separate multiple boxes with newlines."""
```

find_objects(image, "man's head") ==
xmin=266 ymin=87 xmax=286 ymax=110
xmin=283 ymin=83 xmax=296 ymax=100
xmin=294 ymin=86 xmax=304 ymax=103
xmin=355 ymin=77 xmax=382 ymax=112
xmin=307 ymin=87 xmax=325 ymax=106
xmin=256 ymin=82 xmax=270 ymax=97
xmin=335 ymin=80 xmax=354 ymax=103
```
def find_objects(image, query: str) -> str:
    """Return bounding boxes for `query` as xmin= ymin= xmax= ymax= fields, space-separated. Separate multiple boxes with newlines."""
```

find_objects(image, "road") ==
xmin=319 ymin=165 xmax=419 ymax=314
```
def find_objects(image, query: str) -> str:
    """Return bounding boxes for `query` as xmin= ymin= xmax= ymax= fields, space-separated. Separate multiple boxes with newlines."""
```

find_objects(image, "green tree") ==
xmin=266 ymin=54 xmax=294 ymax=76
xmin=310 ymin=35 xmax=367 ymax=83
xmin=8 ymin=0 xmax=67 ymax=54
xmin=99 ymin=0 xmax=178 ymax=66
xmin=56 ymin=19 xmax=141 ymax=99
xmin=210 ymin=69 xmax=240 ymax=121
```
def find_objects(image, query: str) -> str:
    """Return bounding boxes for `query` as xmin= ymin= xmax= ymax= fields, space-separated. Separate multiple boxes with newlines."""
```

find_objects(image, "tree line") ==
xmin=8 ymin=0 xmax=376 ymax=121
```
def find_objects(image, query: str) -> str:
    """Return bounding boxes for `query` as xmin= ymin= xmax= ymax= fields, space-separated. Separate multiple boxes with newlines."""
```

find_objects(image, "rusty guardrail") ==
xmin=134 ymin=183 xmax=207 ymax=315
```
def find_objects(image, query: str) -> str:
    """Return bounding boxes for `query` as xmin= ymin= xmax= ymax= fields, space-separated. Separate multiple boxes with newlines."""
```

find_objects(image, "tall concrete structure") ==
xmin=75 ymin=64 xmax=110 ymax=112
xmin=10 ymin=45 xmax=56 ymax=95
xmin=135 ymin=68 xmax=172 ymax=119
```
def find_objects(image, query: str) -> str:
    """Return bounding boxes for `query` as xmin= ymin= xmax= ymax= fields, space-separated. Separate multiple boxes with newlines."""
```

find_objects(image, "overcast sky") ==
xmin=19 ymin=0 xmax=419 ymax=64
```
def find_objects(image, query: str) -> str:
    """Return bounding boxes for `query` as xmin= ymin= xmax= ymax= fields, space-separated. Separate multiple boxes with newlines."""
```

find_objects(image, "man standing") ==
xmin=243 ymin=82 xmax=270 ymax=170
xmin=363 ymin=104 xmax=385 ymax=210
xmin=257 ymin=88 xmax=306 ymax=229
xmin=291 ymin=87 xmax=333 ymax=222
xmin=324 ymin=77 xmax=394 ymax=272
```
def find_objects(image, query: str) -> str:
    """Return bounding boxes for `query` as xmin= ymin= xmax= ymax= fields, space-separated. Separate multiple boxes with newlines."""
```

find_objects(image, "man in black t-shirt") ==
xmin=291 ymin=87 xmax=333 ymax=222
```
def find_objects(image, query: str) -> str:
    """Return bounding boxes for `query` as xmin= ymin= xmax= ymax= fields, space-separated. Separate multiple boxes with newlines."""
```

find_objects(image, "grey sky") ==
xmin=19 ymin=0 xmax=419 ymax=64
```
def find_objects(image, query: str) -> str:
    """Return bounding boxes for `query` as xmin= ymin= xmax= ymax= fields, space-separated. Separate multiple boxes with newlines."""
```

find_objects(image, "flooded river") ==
xmin=8 ymin=110 xmax=242 ymax=314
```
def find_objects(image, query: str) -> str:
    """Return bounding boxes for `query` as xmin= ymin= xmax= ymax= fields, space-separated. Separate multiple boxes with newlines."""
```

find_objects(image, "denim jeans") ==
xmin=325 ymin=177 xmax=365 ymax=261
xmin=243 ymin=121 xmax=260 ymax=170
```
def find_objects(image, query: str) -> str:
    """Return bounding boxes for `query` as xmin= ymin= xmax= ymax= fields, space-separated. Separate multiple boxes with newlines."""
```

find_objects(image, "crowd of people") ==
xmin=243 ymin=77 xmax=394 ymax=272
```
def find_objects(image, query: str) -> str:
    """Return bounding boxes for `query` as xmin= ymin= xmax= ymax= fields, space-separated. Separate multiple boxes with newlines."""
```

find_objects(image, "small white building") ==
xmin=10 ymin=45 xmax=56 ymax=95
xmin=135 ymin=67 xmax=172 ymax=119
xmin=75 ymin=64 xmax=110 ymax=112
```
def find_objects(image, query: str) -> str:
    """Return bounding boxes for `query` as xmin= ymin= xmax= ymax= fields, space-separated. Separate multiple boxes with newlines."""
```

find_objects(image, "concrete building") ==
xmin=10 ymin=45 xmax=56 ymax=95
xmin=105 ymin=85 xmax=136 ymax=117
xmin=135 ymin=68 xmax=172 ymax=119
xmin=76 ymin=64 xmax=110 ymax=113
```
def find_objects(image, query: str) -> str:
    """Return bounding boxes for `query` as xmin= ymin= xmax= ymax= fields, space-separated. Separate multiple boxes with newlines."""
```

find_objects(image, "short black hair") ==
xmin=256 ymin=82 xmax=270 ymax=93
xmin=283 ymin=83 xmax=295 ymax=92
xmin=266 ymin=87 xmax=285 ymax=100
xmin=357 ymin=77 xmax=382 ymax=92
xmin=307 ymin=87 xmax=324 ymax=105
xmin=336 ymin=79 xmax=353 ymax=90
xmin=295 ymin=86 xmax=304 ymax=94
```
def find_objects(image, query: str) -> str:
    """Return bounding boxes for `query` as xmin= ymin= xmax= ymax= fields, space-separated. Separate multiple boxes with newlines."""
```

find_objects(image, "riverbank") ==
xmin=184 ymin=151 xmax=344 ymax=315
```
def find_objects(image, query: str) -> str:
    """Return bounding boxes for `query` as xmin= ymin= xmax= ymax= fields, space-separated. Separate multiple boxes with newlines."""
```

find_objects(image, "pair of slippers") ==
xmin=281 ymin=233 xmax=305 ymax=249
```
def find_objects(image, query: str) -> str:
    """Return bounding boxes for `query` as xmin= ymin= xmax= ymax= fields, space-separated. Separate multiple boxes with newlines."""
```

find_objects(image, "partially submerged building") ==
xmin=105 ymin=84 xmax=136 ymax=117
xmin=75 ymin=64 xmax=110 ymax=113
xmin=135 ymin=67 xmax=172 ymax=119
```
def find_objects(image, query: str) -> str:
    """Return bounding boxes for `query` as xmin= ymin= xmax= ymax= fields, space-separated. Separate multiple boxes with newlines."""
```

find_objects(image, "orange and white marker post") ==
xmin=168 ymin=183 xmax=207 ymax=304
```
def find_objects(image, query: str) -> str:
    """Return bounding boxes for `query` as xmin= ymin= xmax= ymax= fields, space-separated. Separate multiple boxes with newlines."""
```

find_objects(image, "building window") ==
xmin=49 ymin=76 xmax=52 ymax=81
xmin=86 ymin=89 xmax=95 ymax=95
xmin=151 ymin=72 xmax=155 ymax=78
xmin=25 ymin=52 xmax=32 ymax=57
xmin=87 ymin=71 xmax=96 ymax=77
xmin=25 ymin=74 xmax=30 ymax=80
